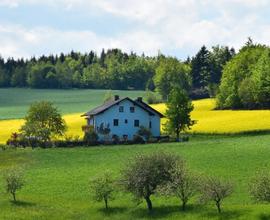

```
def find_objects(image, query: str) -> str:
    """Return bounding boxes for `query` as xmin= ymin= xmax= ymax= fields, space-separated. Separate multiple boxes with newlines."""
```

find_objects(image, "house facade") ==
xmin=82 ymin=95 xmax=164 ymax=140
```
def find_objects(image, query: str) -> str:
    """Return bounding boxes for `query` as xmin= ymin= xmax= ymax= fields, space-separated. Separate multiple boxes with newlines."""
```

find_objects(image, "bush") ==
xmin=181 ymin=136 xmax=189 ymax=142
xmin=199 ymin=176 xmax=233 ymax=213
xmin=132 ymin=135 xmax=145 ymax=144
xmin=89 ymin=171 xmax=115 ymax=209
xmin=121 ymin=151 xmax=180 ymax=211
xmin=137 ymin=126 xmax=152 ymax=141
xmin=4 ymin=168 xmax=24 ymax=202
xmin=84 ymin=130 xmax=98 ymax=146
xmin=146 ymin=91 xmax=163 ymax=104
xmin=249 ymin=170 xmax=270 ymax=202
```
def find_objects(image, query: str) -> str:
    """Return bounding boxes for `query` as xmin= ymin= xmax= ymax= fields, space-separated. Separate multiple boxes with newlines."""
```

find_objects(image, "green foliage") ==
xmin=161 ymin=160 xmax=198 ymax=210
xmin=190 ymin=45 xmax=235 ymax=98
xmin=136 ymin=126 xmax=152 ymax=141
xmin=83 ymin=130 xmax=98 ymax=146
xmin=165 ymin=88 xmax=194 ymax=140
xmin=89 ymin=172 xmax=115 ymax=209
xmin=4 ymin=168 xmax=24 ymax=202
xmin=121 ymin=151 xmax=179 ymax=210
xmin=249 ymin=170 xmax=270 ymax=203
xmin=217 ymin=45 xmax=270 ymax=109
xmin=199 ymin=176 xmax=233 ymax=213
xmin=20 ymin=101 xmax=67 ymax=143
xmin=145 ymin=90 xmax=162 ymax=104
xmin=154 ymin=57 xmax=191 ymax=100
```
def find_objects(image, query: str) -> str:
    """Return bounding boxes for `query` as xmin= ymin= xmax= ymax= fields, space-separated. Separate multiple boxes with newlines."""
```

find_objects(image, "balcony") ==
xmin=82 ymin=125 xmax=94 ymax=132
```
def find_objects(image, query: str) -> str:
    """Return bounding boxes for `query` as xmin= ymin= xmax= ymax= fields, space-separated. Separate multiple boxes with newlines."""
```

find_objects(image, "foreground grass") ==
xmin=1 ymin=134 xmax=270 ymax=219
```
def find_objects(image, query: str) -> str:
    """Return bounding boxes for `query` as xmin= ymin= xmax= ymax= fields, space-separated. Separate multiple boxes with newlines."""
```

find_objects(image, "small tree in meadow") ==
xmin=199 ymin=176 xmax=233 ymax=213
xmin=249 ymin=170 xmax=270 ymax=202
xmin=121 ymin=151 xmax=179 ymax=211
xmin=89 ymin=172 xmax=115 ymax=210
xmin=165 ymin=87 xmax=195 ymax=141
xmin=4 ymin=168 xmax=24 ymax=202
xmin=162 ymin=161 xmax=198 ymax=211
xmin=20 ymin=101 xmax=67 ymax=144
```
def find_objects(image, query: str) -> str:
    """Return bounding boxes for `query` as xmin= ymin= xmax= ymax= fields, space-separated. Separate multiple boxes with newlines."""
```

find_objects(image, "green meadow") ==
xmin=1 ymin=134 xmax=270 ymax=220
xmin=0 ymin=88 xmax=145 ymax=120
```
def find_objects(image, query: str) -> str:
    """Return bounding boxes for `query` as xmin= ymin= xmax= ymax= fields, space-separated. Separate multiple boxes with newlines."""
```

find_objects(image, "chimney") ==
xmin=114 ymin=95 xmax=119 ymax=101
xmin=137 ymin=97 xmax=143 ymax=102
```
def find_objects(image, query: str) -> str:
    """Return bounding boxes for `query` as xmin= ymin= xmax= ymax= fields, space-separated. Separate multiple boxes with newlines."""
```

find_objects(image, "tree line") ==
xmin=217 ymin=39 xmax=270 ymax=109
xmin=0 ymin=46 xmax=235 ymax=99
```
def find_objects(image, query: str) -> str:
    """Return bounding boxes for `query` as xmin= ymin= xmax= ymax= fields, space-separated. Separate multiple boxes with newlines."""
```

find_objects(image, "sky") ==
xmin=0 ymin=0 xmax=270 ymax=60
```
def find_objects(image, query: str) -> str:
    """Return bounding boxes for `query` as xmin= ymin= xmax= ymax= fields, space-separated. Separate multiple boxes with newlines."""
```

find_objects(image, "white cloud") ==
xmin=0 ymin=0 xmax=270 ymax=58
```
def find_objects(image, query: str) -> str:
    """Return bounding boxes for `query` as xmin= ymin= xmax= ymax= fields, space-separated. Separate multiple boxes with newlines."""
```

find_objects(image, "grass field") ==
xmin=1 ymin=134 xmax=270 ymax=219
xmin=0 ymin=88 xmax=146 ymax=120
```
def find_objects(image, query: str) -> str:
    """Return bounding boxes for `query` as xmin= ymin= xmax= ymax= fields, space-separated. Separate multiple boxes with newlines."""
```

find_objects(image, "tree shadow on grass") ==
xmin=98 ymin=207 xmax=127 ymax=216
xmin=11 ymin=200 xmax=36 ymax=207
xmin=130 ymin=204 xmax=196 ymax=219
xmin=200 ymin=207 xmax=250 ymax=220
xmin=259 ymin=213 xmax=270 ymax=220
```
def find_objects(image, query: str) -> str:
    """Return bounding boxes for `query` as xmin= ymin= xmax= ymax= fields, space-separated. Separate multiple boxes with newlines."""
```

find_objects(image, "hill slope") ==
xmin=1 ymin=135 xmax=270 ymax=219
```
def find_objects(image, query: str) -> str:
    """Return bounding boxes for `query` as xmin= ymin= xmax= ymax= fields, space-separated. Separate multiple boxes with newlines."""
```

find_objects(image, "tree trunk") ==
xmin=12 ymin=192 xmax=16 ymax=202
xmin=145 ymin=196 xmax=152 ymax=211
xmin=182 ymin=201 xmax=186 ymax=211
xmin=216 ymin=201 xmax=221 ymax=213
xmin=104 ymin=198 xmax=108 ymax=209
xmin=176 ymin=131 xmax=180 ymax=142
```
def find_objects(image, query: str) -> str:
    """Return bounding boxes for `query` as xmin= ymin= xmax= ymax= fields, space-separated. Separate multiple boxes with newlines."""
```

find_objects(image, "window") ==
xmin=149 ymin=121 xmax=152 ymax=128
xmin=113 ymin=119 xmax=119 ymax=126
xmin=119 ymin=106 xmax=124 ymax=112
xmin=130 ymin=106 xmax=135 ymax=113
xmin=125 ymin=119 xmax=128 ymax=124
xmin=134 ymin=119 xmax=139 ymax=127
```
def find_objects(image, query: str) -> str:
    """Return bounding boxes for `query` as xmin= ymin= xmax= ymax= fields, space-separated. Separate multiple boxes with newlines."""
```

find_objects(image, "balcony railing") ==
xmin=82 ymin=125 xmax=94 ymax=132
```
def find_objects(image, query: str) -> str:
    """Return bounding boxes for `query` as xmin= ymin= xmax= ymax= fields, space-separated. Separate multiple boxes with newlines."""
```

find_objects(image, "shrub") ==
xmin=181 ymin=136 xmax=189 ymax=142
xmin=121 ymin=151 xmax=179 ymax=211
xmin=89 ymin=171 xmax=115 ymax=209
xmin=199 ymin=176 xmax=233 ymax=213
xmin=250 ymin=170 xmax=270 ymax=202
xmin=137 ymin=126 xmax=152 ymax=141
xmin=4 ymin=168 xmax=24 ymax=202
xmin=132 ymin=135 xmax=145 ymax=144
xmin=84 ymin=130 xmax=98 ymax=146
xmin=146 ymin=91 xmax=163 ymax=104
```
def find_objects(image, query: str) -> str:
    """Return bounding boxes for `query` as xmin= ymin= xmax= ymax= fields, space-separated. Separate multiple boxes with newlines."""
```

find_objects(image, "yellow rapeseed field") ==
xmin=0 ymin=114 xmax=86 ymax=144
xmin=0 ymin=99 xmax=269 ymax=144
xmin=153 ymin=99 xmax=270 ymax=133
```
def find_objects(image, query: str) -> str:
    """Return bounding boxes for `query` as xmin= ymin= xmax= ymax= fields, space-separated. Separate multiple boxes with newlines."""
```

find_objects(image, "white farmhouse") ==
xmin=82 ymin=95 xmax=164 ymax=140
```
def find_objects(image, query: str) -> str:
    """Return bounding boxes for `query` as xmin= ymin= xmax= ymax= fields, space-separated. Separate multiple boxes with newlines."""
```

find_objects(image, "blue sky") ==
xmin=0 ymin=0 xmax=270 ymax=60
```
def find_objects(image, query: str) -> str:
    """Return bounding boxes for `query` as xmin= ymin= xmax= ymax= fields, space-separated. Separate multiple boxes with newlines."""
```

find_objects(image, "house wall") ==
xmin=89 ymin=99 xmax=161 ymax=140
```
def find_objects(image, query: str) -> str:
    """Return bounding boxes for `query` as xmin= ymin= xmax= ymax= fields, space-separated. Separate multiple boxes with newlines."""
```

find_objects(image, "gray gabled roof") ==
xmin=82 ymin=97 xmax=164 ymax=118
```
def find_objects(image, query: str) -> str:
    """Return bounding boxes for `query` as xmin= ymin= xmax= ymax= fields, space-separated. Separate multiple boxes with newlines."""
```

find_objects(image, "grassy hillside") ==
xmin=1 ymin=134 xmax=270 ymax=219
xmin=0 ymin=88 xmax=146 ymax=120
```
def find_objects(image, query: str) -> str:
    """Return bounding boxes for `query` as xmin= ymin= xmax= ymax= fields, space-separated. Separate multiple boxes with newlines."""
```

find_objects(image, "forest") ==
xmin=0 ymin=46 xmax=235 ymax=100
